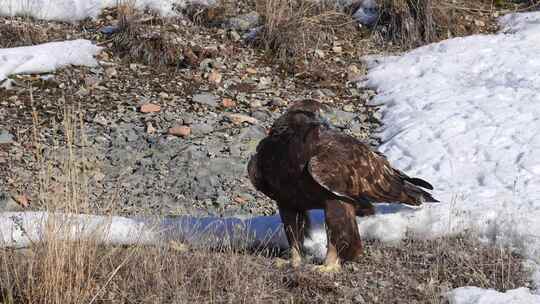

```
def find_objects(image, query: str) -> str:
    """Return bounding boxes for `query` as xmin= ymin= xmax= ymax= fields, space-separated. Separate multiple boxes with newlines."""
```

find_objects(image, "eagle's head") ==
xmin=269 ymin=99 xmax=333 ymax=136
xmin=288 ymin=99 xmax=343 ymax=129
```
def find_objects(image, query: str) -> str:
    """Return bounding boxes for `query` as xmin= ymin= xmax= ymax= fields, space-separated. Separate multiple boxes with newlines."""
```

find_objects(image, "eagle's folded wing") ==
xmin=307 ymin=134 xmax=437 ymax=206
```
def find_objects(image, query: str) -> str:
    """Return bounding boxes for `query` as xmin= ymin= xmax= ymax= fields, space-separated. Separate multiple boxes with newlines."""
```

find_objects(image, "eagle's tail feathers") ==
xmin=403 ymin=182 xmax=439 ymax=205
xmin=406 ymin=177 xmax=434 ymax=190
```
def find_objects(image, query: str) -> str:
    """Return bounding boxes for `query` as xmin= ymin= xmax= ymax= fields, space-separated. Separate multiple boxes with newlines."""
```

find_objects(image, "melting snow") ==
xmin=0 ymin=0 xmax=216 ymax=21
xmin=0 ymin=39 xmax=102 ymax=82
xmin=363 ymin=11 xmax=540 ymax=302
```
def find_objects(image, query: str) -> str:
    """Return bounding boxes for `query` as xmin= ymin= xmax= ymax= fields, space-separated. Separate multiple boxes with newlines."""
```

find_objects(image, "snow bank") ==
xmin=0 ymin=211 xmax=290 ymax=251
xmin=362 ymin=11 xmax=540 ymax=302
xmin=0 ymin=0 xmax=216 ymax=21
xmin=449 ymin=287 xmax=540 ymax=304
xmin=0 ymin=39 xmax=102 ymax=82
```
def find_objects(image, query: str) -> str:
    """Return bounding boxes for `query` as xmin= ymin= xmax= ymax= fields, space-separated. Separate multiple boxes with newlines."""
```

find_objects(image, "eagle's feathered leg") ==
xmin=317 ymin=200 xmax=363 ymax=272
xmin=278 ymin=206 xmax=310 ymax=268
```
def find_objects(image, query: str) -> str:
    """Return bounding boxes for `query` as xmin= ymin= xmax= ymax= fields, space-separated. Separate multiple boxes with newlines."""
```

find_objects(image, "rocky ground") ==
xmin=0 ymin=1 xmax=516 ymax=217
xmin=0 ymin=4 xmax=383 ymax=217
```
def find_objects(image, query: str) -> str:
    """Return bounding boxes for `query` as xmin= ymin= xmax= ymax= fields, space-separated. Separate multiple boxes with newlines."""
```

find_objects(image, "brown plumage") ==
xmin=248 ymin=99 xmax=437 ymax=271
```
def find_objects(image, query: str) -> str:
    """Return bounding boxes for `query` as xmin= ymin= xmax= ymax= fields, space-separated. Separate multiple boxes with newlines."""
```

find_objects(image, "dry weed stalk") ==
xmin=112 ymin=3 xmax=183 ymax=66
xmin=254 ymin=0 xmax=355 ymax=64
xmin=374 ymin=0 xmax=513 ymax=48
xmin=0 ymin=90 xmax=123 ymax=304
xmin=0 ymin=21 xmax=48 ymax=48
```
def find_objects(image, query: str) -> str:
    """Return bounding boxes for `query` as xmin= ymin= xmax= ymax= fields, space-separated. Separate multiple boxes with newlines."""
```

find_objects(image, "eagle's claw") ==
xmin=313 ymin=264 xmax=341 ymax=273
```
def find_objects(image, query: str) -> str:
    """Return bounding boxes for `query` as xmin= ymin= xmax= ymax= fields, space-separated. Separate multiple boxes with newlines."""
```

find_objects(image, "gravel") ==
xmin=0 ymin=6 xmax=381 ymax=217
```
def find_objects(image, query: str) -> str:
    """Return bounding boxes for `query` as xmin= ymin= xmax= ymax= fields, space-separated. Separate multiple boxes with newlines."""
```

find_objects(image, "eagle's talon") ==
xmin=274 ymin=257 xmax=302 ymax=269
xmin=313 ymin=264 xmax=341 ymax=273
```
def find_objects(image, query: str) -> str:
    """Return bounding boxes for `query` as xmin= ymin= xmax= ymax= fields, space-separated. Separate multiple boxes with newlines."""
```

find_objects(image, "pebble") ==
xmin=250 ymin=100 xmax=263 ymax=108
xmin=168 ymin=126 xmax=191 ymax=137
xmin=258 ymin=77 xmax=272 ymax=89
xmin=474 ymin=19 xmax=486 ymax=27
xmin=222 ymin=98 xmax=236 ymax=108
xmin=84 ymin=76 xmax=101 ymax=88
xmin=226 ymin=113 xmax=259 ymax=125
xmin=332 ymin=46 xmax=343 ymax=53
xmin=0 ymin=130 xmax=14 ymax=144
xmin=228 ymin=30 xmax=241 ymax=41
xmin=14 ymin=194 xmax=30 ymax=208
xmin=199 ymin=58 xmax=214 ymax=71
xmin=105 ymin=67 xmax=117 ymax=78
xmin=353 ymin=294 xmax=367 ymax=304
xmin=347 ymin=65 xmax=363 ymax=82
xmin=192 ymin=93 xmax=219 ymax=107
xmin=146 ymin=122 xmax=157 ymax=134
xmin=234 ymin=196 xmax=247 ymax=204
xmin=271 ymin=98 xmax=288 ymax=107
xmin=208 ymin=70 xmax=222 ymax=85
xmin=343 ymin=104 xmax=355 ymax=112
xmin=140 ymin=103 xmax=161 ymax=113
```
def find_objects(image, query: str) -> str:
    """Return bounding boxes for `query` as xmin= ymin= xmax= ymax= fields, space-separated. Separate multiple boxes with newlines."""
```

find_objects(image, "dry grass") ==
xmin=110 ymin=4 xmax=183 ymax=66
xmin=373 ymin=0 xmax=524 ymax=48
xmin=0 ymin=235 xmax=530 ymax=303
xmin=0 ymin=20 xmax=48 ymax=48
xmin=253 ymin=0 xmax=357 ymax=64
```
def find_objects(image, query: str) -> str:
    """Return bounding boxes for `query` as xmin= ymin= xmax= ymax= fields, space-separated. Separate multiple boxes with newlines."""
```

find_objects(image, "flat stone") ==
xmin=140 ymin=103 xmax=161 ymax=113
xmin=192 ymin=93 xmax=219 ymax=107
xmin=208 ymin=70 xmax=222 ymax=85
xmin=222 ymin=98 xmax=236 ymax=108
xmin=226 ymin=113 xmax=259 ymax=125
xmin=168 ymin=126 xmax=191 ymax=137
xmin=0 ymin=130 xmax=14 ymax=144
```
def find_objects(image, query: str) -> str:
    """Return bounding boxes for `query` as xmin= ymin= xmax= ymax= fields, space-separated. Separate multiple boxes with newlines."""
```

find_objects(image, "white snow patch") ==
xmin=0 ymin=211 xmax=291 ymax=251
xmin=448 ymin=287 xmax=540 ymax=304
xmin=0 ymin=39 xmax=102 ymax=81
xmin=362 ymin=11 xmax=540 ymax=302
xmin=0 ymin=0 xmax=217 ymax=21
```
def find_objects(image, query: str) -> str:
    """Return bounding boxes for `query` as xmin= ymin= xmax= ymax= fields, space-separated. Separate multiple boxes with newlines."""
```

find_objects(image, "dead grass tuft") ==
xmin=111 ymin=6 xmax=183 ymax=67
xmin=253 ymin=0 xmax=357 ymax=64
xmin=113 ymin=16 xmax=182 ymax=66
xmin=373 ymin=0 xmax=520 ymax=48
xmin=0 ymin=20 xmax=48 ymax=48
xmin=1 ymin=233 xmax=531 ymax=303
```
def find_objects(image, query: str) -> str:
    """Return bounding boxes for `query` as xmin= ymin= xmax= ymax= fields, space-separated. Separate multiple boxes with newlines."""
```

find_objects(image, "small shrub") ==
xmin=0 ymin=21 xmax=48 ymax=48
xmin=253 ymin=0 xmax=356 ymax=64
xmin=373 ymin=0 xmax=518 ymax=48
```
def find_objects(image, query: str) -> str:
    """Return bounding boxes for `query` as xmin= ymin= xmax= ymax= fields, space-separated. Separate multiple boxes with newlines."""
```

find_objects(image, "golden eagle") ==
xmin=248 ymin=99 xmax=437 ymax=272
